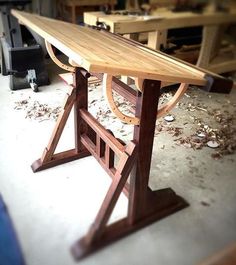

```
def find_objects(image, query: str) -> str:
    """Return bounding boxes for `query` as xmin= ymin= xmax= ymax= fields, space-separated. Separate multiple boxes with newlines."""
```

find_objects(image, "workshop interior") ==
xmin=0 ymin=1 xmax=236 ymax=265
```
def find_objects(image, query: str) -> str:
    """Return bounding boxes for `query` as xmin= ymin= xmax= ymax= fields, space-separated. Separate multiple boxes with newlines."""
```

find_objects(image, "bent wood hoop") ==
xmin=103 ymin=74 xmax=189 ymax=125
xmin=103 ymin=74 xmax=140 ymax=125
xmin=45 ymin=40 xmax=75 ymax=72
xmin=156 ymin=82 xmax=189 ymax=118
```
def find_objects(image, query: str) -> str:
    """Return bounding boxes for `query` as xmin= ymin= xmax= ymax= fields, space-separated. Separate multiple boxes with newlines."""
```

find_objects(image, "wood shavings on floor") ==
xmin=14 ymin=97 xmax=62 ymax=121
xmin=13 ymin=84 xmax=236 ymax=160
xmin=155 ymin=87 xmax=236 ymax=160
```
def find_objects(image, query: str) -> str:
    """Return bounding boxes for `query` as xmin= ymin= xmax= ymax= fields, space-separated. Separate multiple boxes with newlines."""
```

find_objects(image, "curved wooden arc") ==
xmin=134 ymin=77 xmax=144 ymax=92
xmin=157 ymin=82 xmax=189 ymax=118
xmin=45 ymin=40 xmax=75 ymax=72
xmin=135 ymin=77 xmax=189 ymax=118
xmin=103 ymin=74 xmax=140 ymax=125
xmin=105 ymin=75 xmax=189 ymax=125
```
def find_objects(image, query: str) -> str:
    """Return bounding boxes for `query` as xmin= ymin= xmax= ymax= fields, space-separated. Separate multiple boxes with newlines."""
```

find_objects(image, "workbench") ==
xmin=56 ymin=0 xmax=117 ymax=24
xmin=12 ymin=10 xmax=233 ymax=260
xmin=84 ymin=7 xmax=236 ymax=74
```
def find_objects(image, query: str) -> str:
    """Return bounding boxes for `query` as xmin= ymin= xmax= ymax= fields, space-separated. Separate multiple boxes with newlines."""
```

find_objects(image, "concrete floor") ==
xmin=0 ymin=61 xmax=236 ymax=265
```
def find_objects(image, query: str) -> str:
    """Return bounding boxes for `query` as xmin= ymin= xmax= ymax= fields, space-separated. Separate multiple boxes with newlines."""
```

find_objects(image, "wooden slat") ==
xmin=105 ymin=144 xmax=114 ymax=169
xmin=84 ymin=141 xmax=137 ymax=244
xmin=80 ymin=134 xmax=116 ymax=177
xmin=79 ymin=109 xmax=125 ymax=156
xmin=80 ymin=134 xmax=130 ymax=197
xmin=12 ymin=10 xmax=207 ymax=86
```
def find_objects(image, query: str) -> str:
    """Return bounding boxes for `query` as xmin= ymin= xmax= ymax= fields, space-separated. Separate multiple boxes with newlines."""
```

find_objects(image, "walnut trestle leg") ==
xmin=31 ymin=67 xmax=188 ymax=260
xmin=31 ymin=68 xmax=91 ymax=172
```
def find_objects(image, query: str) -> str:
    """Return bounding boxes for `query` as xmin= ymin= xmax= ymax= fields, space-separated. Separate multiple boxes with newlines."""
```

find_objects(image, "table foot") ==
xmin=31 ymin=149 xmax=91 ymax=172
xmin=71 ymin=188 xmax=188 ymax=260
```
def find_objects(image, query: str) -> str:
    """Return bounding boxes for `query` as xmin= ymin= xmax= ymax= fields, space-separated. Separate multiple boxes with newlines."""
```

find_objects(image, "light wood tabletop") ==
xmin=84 ymin=7 xmax=236 ymax=74
xmin=12 ymin=10 xmax=207 ymax=86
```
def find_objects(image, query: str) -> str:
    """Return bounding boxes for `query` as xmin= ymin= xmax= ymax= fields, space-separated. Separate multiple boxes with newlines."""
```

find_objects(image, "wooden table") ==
xmin=84 ymin=7 xmax=236 ymax=74
xmin=12 ymin=10 xmax=233 ymax=260
xmin=56 ymin=0 xmax=117 ymax=24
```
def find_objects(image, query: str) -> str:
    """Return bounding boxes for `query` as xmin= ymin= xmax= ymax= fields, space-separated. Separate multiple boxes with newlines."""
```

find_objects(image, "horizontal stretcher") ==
xmin=12 ymin=10 xmax=233 ymax=260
